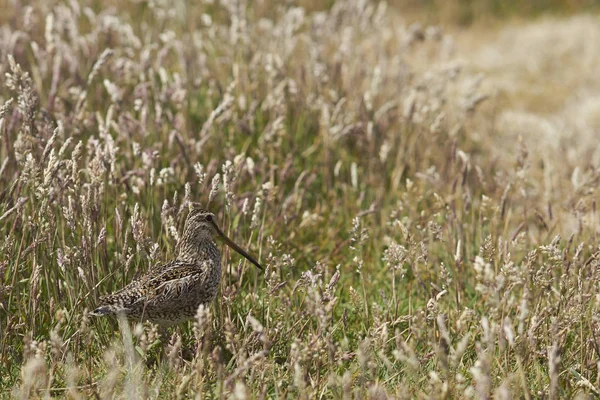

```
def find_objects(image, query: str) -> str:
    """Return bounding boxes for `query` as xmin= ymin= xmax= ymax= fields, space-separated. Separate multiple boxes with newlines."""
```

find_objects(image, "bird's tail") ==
xmin=89 ymin=305 xmax=114 ymax=317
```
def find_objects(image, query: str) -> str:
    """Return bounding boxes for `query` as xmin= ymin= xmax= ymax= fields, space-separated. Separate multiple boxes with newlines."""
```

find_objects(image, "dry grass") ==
xmin=1 ymin=0 xmax=600 ymax=398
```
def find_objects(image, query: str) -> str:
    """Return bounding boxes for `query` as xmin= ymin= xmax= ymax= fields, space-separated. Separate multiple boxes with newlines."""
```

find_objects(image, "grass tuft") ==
xmin=1 ymin=0 xmax=599 ymax=397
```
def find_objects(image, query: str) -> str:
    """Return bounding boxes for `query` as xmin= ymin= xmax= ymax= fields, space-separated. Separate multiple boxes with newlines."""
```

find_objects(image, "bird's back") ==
xmin=92 ymin=242 xmax=222 ymax=325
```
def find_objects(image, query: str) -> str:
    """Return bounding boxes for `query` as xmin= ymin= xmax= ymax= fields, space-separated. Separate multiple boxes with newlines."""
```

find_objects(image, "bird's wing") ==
xmin=137 ymin=262 xmax=204 ymax=306
xmin=96 ymin=261 xmax=196 ymax=308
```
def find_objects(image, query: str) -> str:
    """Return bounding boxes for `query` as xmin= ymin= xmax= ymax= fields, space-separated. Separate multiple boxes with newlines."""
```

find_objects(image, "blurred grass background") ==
xmin=392 ymin=0 xmax=600 ymax=25
xmin=2 ymin=0 xmax=600 ymax=397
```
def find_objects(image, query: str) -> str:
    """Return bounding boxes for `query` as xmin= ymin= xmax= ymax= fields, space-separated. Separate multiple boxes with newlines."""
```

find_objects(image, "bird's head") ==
xmin=184 ymin=206 xmax=219 ymax=236
xmin=184 ymin=203 xmax=263 ymax=270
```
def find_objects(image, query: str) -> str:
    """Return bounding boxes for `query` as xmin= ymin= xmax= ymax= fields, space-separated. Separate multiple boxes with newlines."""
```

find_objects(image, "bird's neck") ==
xmin=175 ymin=230 xmax=217 ymax=264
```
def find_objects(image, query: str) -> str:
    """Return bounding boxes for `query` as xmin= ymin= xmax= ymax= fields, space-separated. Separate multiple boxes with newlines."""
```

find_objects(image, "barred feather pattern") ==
xmin=91 ymin=208 xmax=224 ymax=326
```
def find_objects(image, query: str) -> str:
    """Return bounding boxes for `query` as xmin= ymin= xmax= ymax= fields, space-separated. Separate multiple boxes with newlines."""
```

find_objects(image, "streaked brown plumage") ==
xmin=90 ymin=205 xmax=262 ymax=326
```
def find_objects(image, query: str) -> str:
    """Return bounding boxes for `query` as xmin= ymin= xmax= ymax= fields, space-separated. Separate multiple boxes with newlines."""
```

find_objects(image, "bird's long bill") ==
xmin=214 ymin=224 xmax=263 ymax=270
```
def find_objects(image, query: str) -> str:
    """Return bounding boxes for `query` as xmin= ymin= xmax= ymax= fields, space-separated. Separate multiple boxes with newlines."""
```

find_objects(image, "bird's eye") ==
xmin=205 ymin=214 xmax=213 ymax=222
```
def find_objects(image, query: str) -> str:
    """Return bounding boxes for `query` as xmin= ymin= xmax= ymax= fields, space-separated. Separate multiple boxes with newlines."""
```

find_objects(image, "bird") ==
xmin=90 ymin=204 xmax=262 ymax=326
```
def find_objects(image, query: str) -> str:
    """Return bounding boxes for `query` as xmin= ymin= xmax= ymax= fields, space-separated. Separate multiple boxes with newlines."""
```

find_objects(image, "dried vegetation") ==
xmin=1 ymin=0 xmax=600 ymax=398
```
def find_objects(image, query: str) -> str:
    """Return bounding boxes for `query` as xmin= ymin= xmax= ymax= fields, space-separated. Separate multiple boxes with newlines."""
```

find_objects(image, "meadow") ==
xmin=1 ymin=0 xmax=600 ymax=398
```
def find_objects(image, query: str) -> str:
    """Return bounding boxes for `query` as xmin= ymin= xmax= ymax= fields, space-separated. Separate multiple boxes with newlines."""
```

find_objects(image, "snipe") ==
xmin=91 ymin=204 xmax=262 ymax=326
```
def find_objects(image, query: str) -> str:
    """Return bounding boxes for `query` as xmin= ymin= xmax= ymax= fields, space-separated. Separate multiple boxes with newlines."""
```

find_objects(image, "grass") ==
xmin=395 ymin=0 xmax=600 ymax=26
xmin=1 ymin=0 xmax=600 ymax=398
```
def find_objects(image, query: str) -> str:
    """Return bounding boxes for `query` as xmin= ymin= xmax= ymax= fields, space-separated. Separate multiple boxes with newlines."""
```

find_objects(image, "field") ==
xmin=2 ymin=0 xmax=600 ymax=398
